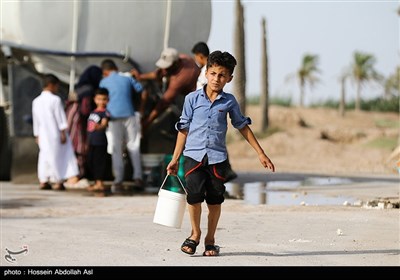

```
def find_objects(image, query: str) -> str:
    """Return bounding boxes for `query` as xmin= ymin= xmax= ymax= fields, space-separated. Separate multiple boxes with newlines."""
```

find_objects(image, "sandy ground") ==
xmin=0 ymin=175 xmax=399 ymax=268
xmin=1 ymin=106 xmax=399 ymax=270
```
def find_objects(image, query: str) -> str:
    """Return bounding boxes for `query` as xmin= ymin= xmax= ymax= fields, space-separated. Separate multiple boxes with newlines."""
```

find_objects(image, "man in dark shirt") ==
xmin=132 ymin=48 xmax=200 ymax=131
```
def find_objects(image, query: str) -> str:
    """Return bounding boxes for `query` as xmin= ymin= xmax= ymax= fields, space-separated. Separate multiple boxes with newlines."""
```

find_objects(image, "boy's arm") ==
xmin=139 ymin=88 xmax=149 ymax=117
xmin=166 ymin=130 xmax=188 ymax=176
xmin=238 ymin=125 xmax=275 ymax=172
xmin=95 ymin=118 xmax=109 ymax=131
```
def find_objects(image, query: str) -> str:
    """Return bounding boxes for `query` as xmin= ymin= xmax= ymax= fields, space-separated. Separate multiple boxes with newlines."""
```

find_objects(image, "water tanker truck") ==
xmin=0 ymin=0 xmax=212 ymax=183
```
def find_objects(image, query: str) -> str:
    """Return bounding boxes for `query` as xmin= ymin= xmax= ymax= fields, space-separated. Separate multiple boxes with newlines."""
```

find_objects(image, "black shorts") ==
xmin=183 ymin=155 xmax=229 ymax=205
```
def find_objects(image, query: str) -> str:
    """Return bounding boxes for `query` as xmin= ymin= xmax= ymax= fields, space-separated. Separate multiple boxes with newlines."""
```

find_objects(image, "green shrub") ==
xmin=310 ymin=99 xmax=338 ymax=109
xmin=360 ymin=96 xmax=399 ymax=112
xmin=310 ymin=96 xmax=399 ymax=112
xmin=246 ymin=96 xmax=260 ymax=105
xmin=270 ymin=96 xmax=292 ymax=107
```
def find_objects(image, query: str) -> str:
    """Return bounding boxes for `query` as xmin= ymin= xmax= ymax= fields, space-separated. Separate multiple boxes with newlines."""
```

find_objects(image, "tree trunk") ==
xmin=355 ymin=80 xmax=361 ymax=111
xmin=339 ymin=76 xmax=346 ymax=117
xmin=260 ymin=17 xmax=269 ymax=132
xmin=299 ymin=78 xmax=305 ymax=108
xmin=234 ymin=0 xmax=246 ymax=115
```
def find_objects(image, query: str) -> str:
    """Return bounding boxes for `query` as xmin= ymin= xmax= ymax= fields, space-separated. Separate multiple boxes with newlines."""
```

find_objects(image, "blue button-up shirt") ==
xmin=100 ymin=71 xmax=143 ymax=119
xmin=176 ymin=88 xmax=251 ymax=164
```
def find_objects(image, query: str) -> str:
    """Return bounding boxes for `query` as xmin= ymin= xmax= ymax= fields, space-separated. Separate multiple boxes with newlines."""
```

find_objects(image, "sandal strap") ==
xmin=181 ymin=238 xmax=199 ymax=255
xmin=183 ymin=238 xmax=199 ymax=248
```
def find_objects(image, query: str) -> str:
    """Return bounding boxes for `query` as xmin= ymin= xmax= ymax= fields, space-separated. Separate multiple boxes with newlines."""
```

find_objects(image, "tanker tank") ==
xmin=0 ymin=0 xmax=212 ymax=182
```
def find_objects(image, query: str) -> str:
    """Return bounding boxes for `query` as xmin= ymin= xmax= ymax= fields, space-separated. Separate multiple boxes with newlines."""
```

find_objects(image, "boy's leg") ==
xmin=202 ymin=159 xmax=227 ymax=256
xmin=181 ymin=156 xmax=206 ymax=254
xmin=204 ymin=204 xmax=221 ymax=256
xmin=181 ymin=203 xmax=202 ymax=254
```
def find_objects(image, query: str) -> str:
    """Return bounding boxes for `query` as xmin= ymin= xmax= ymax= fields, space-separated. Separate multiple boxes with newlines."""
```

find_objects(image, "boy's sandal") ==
xmin=87 ymin=185 xmax=106 ymax=192
xmin=40 ymin=183 xmax=52 ymax=190
xmin=203 ymin=244 xmax=220 ymax=256
xmin=181 ymin=238 xmax=199 ymax=255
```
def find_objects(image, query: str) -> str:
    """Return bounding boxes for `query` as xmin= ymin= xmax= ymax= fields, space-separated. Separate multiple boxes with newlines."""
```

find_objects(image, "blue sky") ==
xmin=207 ymin=0 xmax=399 ymax=105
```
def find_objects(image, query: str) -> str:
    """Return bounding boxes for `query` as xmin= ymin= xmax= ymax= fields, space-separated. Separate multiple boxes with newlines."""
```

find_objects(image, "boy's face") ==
xmin=47 ymin=83 xmax=59 ymax=93
xmin=94 ymin=94 xmax=108 ymax=109
xmin=205 ymin=64 xmax=233 ymax=92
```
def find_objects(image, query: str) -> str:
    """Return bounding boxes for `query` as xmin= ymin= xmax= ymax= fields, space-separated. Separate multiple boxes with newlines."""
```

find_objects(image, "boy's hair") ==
xmin=42 ymin=73 xmax=60 ymax=87
xmin=207 ymin=51 xmax=237 ymax=75
xmin=191 ymin=42 xmax=210 ymax=57
xmin=101 ymin=59 xmax=118 ymax=71
xmin=95 ymin=87 xmax=109 ymax=97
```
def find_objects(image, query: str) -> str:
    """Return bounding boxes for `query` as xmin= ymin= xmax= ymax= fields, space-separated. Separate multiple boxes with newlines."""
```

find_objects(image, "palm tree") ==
xmin=338 ymin=68 xmax=352 ymax=117
xmin=297 ymin=54 xmax=320 ymax=107
xmin=350 ymin=51 xmax=381 ymax=111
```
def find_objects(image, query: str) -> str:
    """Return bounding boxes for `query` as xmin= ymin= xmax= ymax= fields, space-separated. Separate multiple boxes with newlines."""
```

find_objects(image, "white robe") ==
xmin=32 ymin=91 xmax=78 ymax=183
xmin=196 ymin=65 xmax=207 ymax=90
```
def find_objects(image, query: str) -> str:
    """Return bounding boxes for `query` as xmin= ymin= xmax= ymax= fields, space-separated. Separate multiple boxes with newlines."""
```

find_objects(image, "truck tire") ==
xmin=0 ymin=107 xmax=11 ymax=180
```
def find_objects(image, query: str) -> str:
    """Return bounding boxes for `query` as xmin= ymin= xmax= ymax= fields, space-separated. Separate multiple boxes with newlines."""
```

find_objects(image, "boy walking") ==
xmin=86 ymin=88 xmax=110 ymax=192
xmin=166 ymin=51 xmax=275 ymax=256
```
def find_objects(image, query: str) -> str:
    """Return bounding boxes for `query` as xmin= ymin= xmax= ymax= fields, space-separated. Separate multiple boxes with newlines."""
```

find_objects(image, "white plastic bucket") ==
xmin=153 ymin=175 xmax=187 ymax=228
xmin=153 ymin=189 xmax=186 ymax=228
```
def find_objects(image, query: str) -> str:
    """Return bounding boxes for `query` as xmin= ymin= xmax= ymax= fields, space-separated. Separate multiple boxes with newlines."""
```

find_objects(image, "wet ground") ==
xmin=68 ymin=172 xmax=399 ymax=208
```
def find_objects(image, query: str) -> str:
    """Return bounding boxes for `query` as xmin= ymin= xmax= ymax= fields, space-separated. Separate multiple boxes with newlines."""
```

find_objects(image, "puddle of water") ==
xmin=266 ymin=181 xmax=302 ymax=189
xmin=247 ymin=190 xmax=355 ymax=206
xmin=225 ymin=179 xmax=357 ymax=206
xmin=302 ymin=177 xmax=353 ymax=186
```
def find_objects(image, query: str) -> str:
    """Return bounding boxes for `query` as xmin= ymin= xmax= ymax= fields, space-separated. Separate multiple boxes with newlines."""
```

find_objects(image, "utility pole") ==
xmin=234 ymin=0 xmax=246 ymax=115
xmin=260 ymin=17 xmax=269 ymax=132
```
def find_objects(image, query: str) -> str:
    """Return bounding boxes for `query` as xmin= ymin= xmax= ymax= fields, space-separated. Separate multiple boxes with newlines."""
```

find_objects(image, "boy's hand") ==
xmin=259 ymin=154 xmax=275 ymax=172
xmin=130 ymin=68 xmax=140 ymax=79
xmin=166 ymin=160 xmax=179 ymax=176
xmin=68 ymin=91 xmax=78 ymax=101
xmin=60 ymin=131 xmax=67 ymax=144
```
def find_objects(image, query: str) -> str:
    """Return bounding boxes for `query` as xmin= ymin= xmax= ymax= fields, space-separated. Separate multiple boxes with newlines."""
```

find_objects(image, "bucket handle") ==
xmin=159 ymin=174 xmax=188 ymax=195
